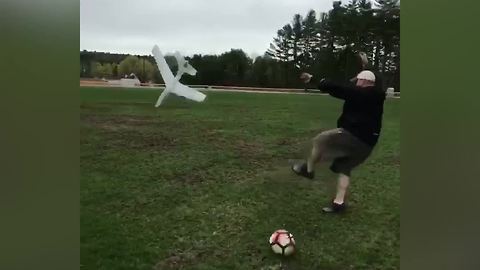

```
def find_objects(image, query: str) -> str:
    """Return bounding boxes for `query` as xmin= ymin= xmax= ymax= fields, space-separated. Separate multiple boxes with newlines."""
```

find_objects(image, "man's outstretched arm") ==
xmin=301 ymin=73 xmax=358 ymax=100
xmin=317 ymin=79 xmax=359 ymax=100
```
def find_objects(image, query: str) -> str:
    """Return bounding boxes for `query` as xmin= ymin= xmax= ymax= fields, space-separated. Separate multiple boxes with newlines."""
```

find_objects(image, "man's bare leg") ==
xmin=322 ymin=173 xmax=349 ymax=213
xmin=333 ymin=173 xmax=350 ymax=204
xmin=307 ymin=144 xmax=321 ymax=173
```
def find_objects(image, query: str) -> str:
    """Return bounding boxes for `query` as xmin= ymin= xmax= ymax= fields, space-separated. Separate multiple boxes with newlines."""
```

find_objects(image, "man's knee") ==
xmin=312 ymin=133 xmax=328 ymax=151
xmin=313 ymin=128 xmax=343 ymax=147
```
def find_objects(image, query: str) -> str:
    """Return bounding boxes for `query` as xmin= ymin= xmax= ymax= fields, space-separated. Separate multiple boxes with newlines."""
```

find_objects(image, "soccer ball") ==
xmin=269 ymin=229 xmax=296 ymax=256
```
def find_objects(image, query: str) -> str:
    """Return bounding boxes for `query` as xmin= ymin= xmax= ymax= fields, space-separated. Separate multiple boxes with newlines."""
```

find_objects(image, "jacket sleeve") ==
xmin=317 ymin=79 xmax=359 ymax=100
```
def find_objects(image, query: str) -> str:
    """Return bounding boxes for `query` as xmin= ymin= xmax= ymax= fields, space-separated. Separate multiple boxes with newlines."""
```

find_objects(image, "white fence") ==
xmin=80 ymin=79 xmax=400 ymax=98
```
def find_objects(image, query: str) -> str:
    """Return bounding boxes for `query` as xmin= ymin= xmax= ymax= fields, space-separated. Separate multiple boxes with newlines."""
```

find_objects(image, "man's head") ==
xmin=355 ymin=70 xmax=376 ymax=88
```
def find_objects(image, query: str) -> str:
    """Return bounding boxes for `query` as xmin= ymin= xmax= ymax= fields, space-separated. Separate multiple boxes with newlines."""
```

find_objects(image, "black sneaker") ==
xmin=291 ymin=162 xmax=314 ymax=179
xmin=322 ymin=201 xmax=346 ymax=213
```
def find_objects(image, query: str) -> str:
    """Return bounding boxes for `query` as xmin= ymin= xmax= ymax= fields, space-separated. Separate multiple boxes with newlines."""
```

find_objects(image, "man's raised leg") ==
xmin=292 ymin=139 xmax=323 ymax=179
xmin=307 ymin=143 xmax=321 ymax=174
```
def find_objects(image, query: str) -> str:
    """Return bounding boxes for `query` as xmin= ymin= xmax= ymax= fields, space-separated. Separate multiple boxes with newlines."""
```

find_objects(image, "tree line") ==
xmin=80 ymin=0 xmax=399 ymax=91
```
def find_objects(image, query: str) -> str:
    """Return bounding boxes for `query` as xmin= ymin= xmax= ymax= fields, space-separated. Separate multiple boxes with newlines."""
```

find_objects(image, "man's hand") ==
xmin=300 ymin=72 xmax=313 ymax=84
xmin=358 ymin=52 xmax=368 ymax=69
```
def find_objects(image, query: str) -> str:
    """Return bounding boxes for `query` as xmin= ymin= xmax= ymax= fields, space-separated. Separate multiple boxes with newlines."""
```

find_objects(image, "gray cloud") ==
xmin=81 ymin=0 xmax=332 ymax=56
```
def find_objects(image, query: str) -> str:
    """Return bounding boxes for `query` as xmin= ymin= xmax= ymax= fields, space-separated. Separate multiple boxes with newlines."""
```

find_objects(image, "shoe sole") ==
xmin=291 ymin=165 xmax=314 ymax=179
xmin=322 ymin=206 xmax=347 ymax=213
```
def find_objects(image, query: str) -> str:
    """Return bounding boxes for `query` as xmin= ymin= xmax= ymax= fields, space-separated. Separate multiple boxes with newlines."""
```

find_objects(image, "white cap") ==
xmin=356 ymin=70 xmax=376 ymax=82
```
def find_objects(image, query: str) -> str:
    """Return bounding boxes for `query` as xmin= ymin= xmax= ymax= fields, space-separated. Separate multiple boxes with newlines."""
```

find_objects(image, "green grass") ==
xmin=81 ymin=87 xmax=399 ymax=270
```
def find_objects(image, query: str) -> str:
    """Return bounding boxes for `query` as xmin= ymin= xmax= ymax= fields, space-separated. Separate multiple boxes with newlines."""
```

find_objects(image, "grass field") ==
xmin=81 ymin=87 xmax=400 ymax=270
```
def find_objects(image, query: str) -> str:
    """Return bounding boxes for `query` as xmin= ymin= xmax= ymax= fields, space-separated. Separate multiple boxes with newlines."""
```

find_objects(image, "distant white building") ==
xmin=107 ymin=73 xmax=141 ymax=87
xmin=386 ymin=87 xmax=395 ymax=98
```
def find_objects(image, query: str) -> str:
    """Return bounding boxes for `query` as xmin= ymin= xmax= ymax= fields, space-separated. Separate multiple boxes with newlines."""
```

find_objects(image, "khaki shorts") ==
xmin=313 ymin=128 xmax=372 ymax=176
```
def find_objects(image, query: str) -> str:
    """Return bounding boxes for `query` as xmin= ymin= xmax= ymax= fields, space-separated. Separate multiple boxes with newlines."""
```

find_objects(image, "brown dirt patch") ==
xmin=233 ymin=139 xmax=264 ymax=159
xmin=81 ymin=115 xmax=183 ymax=151
xmin=81 ymin=115 xmax=158 ymax=132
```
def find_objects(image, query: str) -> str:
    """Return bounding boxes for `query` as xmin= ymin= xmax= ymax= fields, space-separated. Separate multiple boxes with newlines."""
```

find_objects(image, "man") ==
xmin=292 ymin=60 xmax=385 ymax=213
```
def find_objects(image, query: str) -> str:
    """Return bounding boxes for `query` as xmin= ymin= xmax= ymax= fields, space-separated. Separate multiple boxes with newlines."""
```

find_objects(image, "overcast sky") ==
xmin=80 ymin=0 xmax=332 ymax=57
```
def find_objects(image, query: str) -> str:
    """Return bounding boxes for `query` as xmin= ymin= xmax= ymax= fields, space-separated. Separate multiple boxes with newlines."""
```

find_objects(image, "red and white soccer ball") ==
xmin=269 ymin=229 xmax=296 ymax=256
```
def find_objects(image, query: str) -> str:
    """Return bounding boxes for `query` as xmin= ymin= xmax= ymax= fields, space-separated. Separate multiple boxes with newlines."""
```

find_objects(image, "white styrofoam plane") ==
xmin=151 ymin=45 xmax=206 ymax=107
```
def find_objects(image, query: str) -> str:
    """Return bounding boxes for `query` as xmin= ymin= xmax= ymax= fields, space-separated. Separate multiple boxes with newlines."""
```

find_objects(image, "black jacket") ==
xmin=316 ymin=79 xmax=386 ymax=147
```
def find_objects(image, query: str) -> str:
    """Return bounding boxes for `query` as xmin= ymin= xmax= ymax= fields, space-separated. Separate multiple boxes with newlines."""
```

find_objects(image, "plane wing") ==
xmin=171 ymin=83 xmax=206 ymax=102
xmin=155 ymin=82 xmax=206 ymax=107
xmin=152 ymin=45 xmax=174 ymax=86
